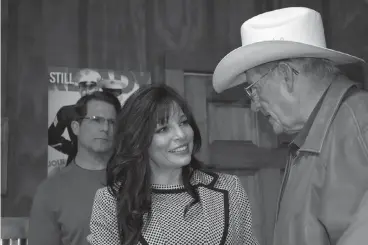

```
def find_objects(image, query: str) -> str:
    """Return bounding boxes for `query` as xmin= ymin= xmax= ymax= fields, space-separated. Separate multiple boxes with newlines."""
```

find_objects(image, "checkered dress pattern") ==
xmin=87 ymin=171 xmax=259 ymax=245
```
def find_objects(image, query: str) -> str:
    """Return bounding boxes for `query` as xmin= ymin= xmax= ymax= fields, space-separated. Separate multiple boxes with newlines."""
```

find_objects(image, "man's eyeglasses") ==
xmin=244 ymin=65 xmax=278 ymax=100
xmin=244 ymin=63 xmax=299 ymax=101
xmin=82 ymin=116 xmax=116 ymax=126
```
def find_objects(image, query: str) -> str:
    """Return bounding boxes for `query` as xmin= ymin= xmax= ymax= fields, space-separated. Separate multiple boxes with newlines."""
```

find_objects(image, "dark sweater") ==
xmin=28 ymin=163 xmax=105 ymax=245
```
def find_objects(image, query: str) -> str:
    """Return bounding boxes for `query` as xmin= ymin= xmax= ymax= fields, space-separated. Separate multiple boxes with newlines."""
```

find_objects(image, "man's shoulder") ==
xmin=343 ymin=88 xmax=368 ymax=109
xmin=34 ymin=175 xmax=60 ymax=201
xmin=36 ymin=165 xmax=76 ymax=194
xmin=338 ymin=88 xmax=368 ymax=128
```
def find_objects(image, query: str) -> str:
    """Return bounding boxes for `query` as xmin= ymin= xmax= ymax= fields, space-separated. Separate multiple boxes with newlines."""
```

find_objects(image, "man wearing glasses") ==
xmin=213 ymin=7 xmax=368 ymax=245
xmin=48 ymin=68 xmax=102 ymax=166
xmin=29 ymin=91 xmax=121 ymax=245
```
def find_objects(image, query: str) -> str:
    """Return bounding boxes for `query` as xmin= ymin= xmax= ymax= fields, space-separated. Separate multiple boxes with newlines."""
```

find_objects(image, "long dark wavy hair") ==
xmin=106 ymin=84 xmax=206 ymax=245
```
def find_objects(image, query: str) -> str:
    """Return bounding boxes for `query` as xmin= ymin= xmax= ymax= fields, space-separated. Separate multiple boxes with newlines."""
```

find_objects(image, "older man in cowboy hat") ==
xmin=213 ymin=7 xmax=368 ymax=245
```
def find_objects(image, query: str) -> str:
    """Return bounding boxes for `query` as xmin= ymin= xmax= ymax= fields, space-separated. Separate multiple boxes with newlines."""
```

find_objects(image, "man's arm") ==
xmin=318 ymin=115 xmax=368 ymax=244
xmin=48 ymin=107 xmax=74 ymax=155
xmin=28 ymin=183 xmax=62 ymax=245
xmin=336 ymin=126 xmax=368 ymax=245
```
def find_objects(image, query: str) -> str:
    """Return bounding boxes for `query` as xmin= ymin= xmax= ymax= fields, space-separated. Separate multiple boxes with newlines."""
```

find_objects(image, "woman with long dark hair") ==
xmin=87 ymin=84 xmax=259 ymax=245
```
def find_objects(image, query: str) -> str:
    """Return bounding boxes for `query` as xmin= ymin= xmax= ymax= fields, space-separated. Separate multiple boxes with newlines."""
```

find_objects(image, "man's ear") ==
xmin=71 ymin=121 xmax=80 ymax=136
xmin=278 ymin=62 xmax=295 ymax=93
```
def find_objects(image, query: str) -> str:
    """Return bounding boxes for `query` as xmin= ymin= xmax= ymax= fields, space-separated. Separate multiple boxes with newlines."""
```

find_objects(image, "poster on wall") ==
xmin=48 ymin=67 xmax=151 ymax=176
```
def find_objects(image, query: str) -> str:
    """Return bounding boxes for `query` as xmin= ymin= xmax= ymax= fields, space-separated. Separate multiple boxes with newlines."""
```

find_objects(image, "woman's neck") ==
xmin=150 ymin=167 xmax=183 ymax=185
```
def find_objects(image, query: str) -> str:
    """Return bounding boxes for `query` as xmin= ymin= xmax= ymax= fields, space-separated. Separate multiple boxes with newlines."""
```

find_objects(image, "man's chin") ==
xmin=270 ymin=121 xmax=284 ymax=135
xmin=273 ymin=128 xmax=284 ymax=135
xmin=284 ymin=130 xmax=299 ymax=135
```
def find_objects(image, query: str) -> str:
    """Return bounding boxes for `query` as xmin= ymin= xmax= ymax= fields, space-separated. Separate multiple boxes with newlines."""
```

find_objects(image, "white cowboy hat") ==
xmin=212 ymin=7 xmax=365 ymax=93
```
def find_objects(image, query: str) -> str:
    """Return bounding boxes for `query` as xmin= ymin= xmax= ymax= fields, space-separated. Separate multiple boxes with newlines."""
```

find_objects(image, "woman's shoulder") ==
xmin=93 ymin=186 xmax=117 ymax=204
xmin=194 ymin=169 xmax=241 ymax=191
xmin=215 ymin=172 xmax=241 ymax=190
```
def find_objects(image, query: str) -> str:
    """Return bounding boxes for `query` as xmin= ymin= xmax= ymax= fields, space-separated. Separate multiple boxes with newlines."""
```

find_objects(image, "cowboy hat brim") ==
xmin=213 ymin=41 xmax=365 ymax=93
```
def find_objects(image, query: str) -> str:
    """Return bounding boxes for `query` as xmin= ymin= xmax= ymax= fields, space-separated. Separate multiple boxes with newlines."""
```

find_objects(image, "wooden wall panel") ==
xmin=43 ymin=0 xmax=80 ymax=68
xmin=1 ymin=0 xmax=9 ymax=118
xmin=257 ymin=169 xmax=282 ymax=245
xmin=209 ymin=141 xmax=287 ymax=169
xmin=86 ymin=0 xmax=148 ymax=71
xmin=165 ymin=0 xmax=260 ymax=72
xmin=184 ymin=74 xmax=209 ymax=164
xmin=2 ymin=0 xmax=48 ymax=217
xmin=329 ymin=0 xmax=368 ymax=88
xmin=208 ymin=105 xmax=253 ymax=143
xmin=329 ymin=0 xmax=368 ymax=62
xmin=227 ymin=0 xmax=257 ymax=48
xmin=211 ymin=0 xmax=258 ymax=57
xmin=241 ymin=174 xmax=264 ymax=243
xmin=276 ymin=0 xmax=323 ymax=14
xmin=165 ymin=69 xmax=185 ymax=97
xmin=252 ymin=106 xmax=282 ymax=245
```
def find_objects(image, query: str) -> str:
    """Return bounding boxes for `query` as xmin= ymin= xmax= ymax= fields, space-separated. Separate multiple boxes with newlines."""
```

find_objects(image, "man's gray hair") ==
xmin=287 ymin=57 xmax=341 ymax=79
xmin=256 ymin=57 xmax=341 ymax=79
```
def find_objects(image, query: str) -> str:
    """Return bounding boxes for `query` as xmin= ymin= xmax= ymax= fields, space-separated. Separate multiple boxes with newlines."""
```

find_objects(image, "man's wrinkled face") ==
xmin=245 ymin=65 xmax=301 ymax=135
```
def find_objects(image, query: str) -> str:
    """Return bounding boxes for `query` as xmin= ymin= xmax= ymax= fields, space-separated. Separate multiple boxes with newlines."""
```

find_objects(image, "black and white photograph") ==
xmin=1 ymin=1 xmax=368 ymax=245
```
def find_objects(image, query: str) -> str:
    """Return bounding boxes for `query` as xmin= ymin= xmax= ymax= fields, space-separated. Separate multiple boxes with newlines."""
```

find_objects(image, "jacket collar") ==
xmin=191 ymin=169 xmax=218 ymax=187
xmin=299 ymin=76 xmax=358 ymax=153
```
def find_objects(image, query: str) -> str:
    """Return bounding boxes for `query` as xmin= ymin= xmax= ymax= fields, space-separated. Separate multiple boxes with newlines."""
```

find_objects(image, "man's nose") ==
xmin=100 ymin=120 xmax=109 ymax=131
xmin=251 ymin=100 xmax=261 ymax=112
